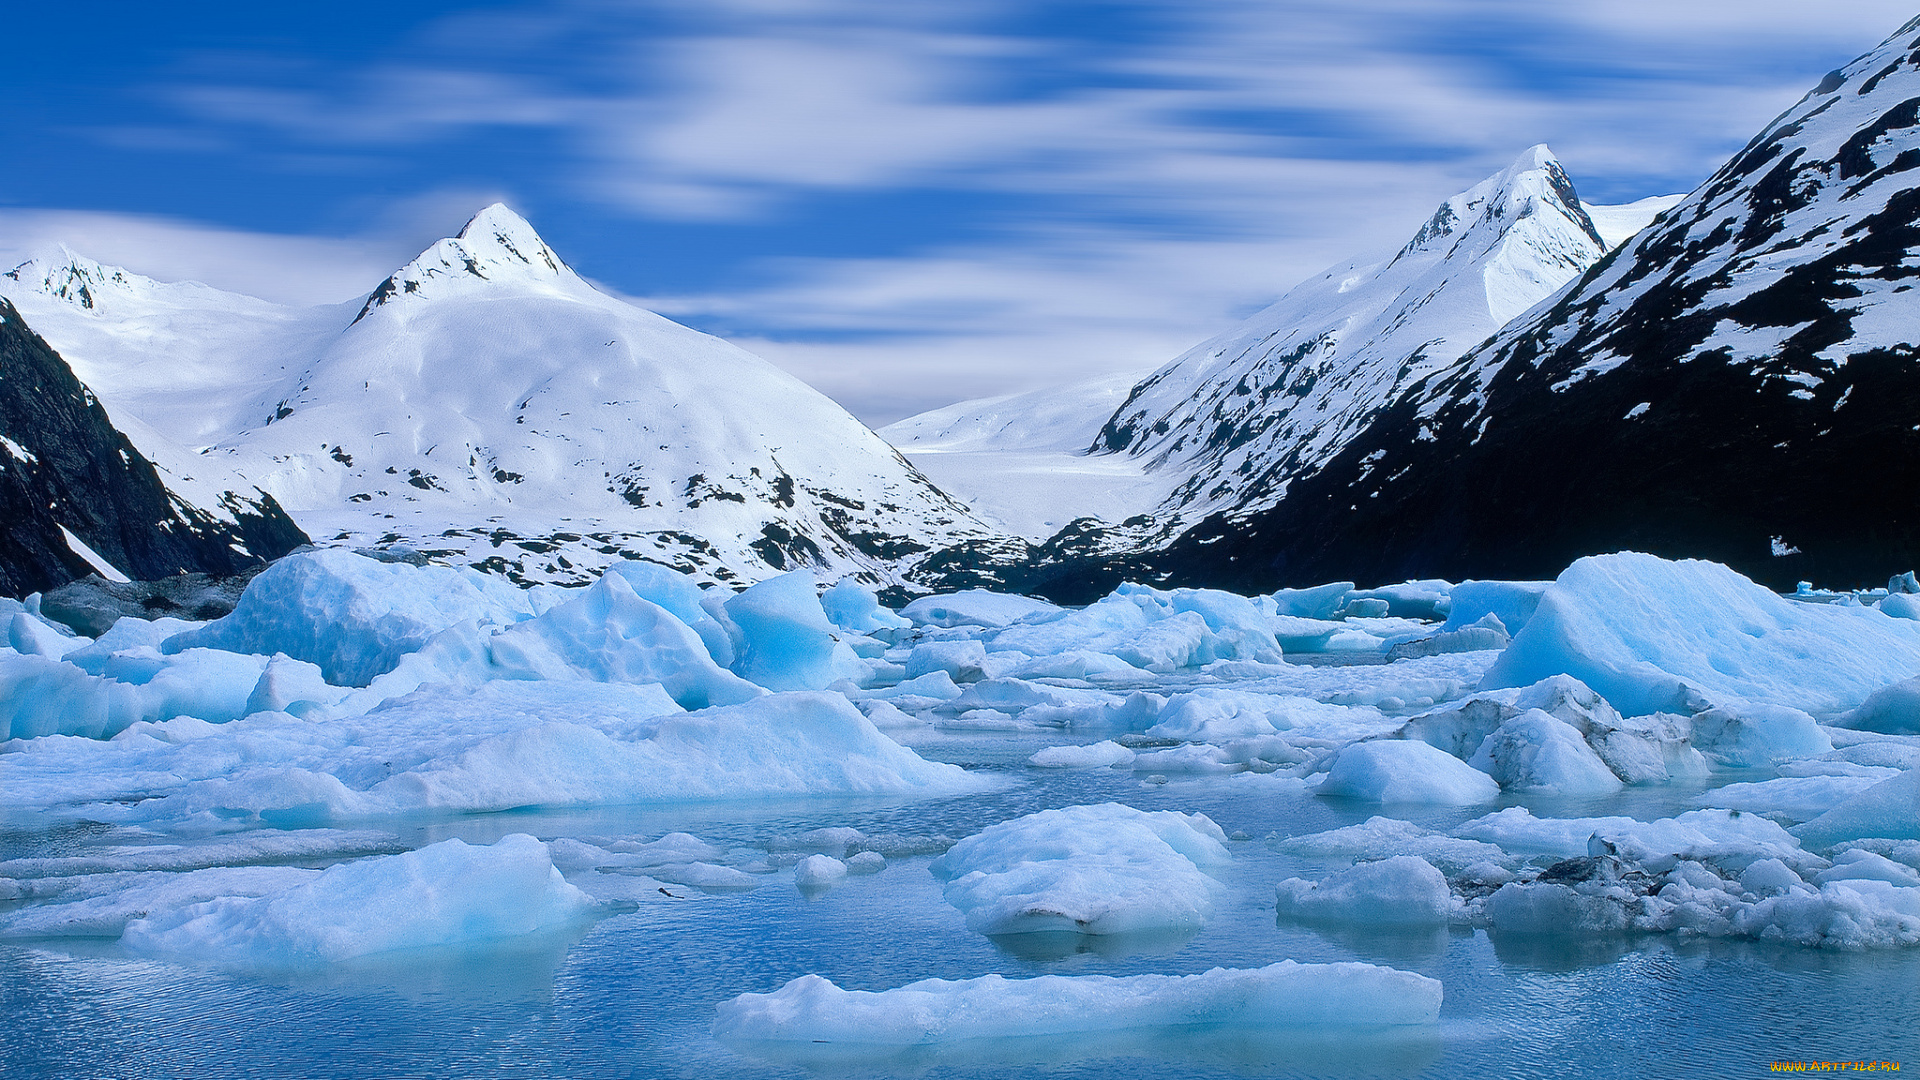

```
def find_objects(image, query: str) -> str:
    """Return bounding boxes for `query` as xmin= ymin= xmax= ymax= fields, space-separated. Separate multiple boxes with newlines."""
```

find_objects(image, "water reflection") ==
xmin=1278 ymin=918 xmax=1452 ymax=964
xmin=720 ymin=1022 xmax=1443 ymax=1077
xmin=984 ymin=927 xmax=1197 ymax=963
xmin=1486 ymin=929 xmax=1641 ymax=972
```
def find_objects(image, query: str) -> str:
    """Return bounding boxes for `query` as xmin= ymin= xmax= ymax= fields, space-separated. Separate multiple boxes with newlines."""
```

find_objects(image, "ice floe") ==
xmin=713 ymin=960 xmax=1443 ymax=1044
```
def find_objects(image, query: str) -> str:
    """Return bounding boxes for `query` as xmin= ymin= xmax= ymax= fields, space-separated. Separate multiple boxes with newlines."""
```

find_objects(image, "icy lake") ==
xmin=4 ymin=550 xmax=1919 ymax=1078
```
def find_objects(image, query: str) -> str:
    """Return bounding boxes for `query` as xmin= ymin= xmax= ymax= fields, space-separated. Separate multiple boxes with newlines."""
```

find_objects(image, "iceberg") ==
xmin=1317 ymin=740 xmax=1500 ymax=804
xmin=1481 ymin=553 xmax=1920 ymax=717
xmin=118 ymin=834 xmax=592 ymax=966
xmin=712 ymin=961 xmax=1444 ymax=1044
xmin=2 ymin=683 xmax=985 ymax=824
xmin=162 ymin=549 xmax=535 ymax=686
xmin=1275 ymin=856 xmax=1459 ymax=926
xmin=930 ymin=804 xmax=1229 ymax=936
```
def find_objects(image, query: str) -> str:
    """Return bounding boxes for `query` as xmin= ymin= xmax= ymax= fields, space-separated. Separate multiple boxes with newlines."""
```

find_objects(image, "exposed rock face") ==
xmin=0 ymin=299 xmax=308 ymax=598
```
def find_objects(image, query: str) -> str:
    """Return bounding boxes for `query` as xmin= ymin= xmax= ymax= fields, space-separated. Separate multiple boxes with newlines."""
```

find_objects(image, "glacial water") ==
xmin=3 ymin=726 xmax=1916 ymax=1079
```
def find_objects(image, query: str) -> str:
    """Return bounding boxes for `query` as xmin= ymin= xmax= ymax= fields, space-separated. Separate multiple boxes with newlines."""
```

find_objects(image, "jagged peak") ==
xmin=3 ymin=246 xmax=156 ymax=312
xmin=1396 ymin=144 xmax=1604 ymax=262
xmin=353 ymin=202 xmax=576 ymax=323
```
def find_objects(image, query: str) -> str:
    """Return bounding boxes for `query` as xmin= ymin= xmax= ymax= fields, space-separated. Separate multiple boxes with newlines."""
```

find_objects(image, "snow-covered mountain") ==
xmin=1 ymin=207 xmax=1010 ymax=587
xmin=889 ymin=149 xmax=1674 ymax=571
xmin=0 ymin=299 xmax=307 ymax=596
xmin=1093 ymin=146 xmax=1676 ymax=532
xmin=1132 ymin=17 xmax=1920 ymax=593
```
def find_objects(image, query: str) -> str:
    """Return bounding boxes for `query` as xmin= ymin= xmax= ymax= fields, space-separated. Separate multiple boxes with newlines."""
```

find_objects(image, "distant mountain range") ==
xmin=2 ymin=207 xmax=1013 ymax=590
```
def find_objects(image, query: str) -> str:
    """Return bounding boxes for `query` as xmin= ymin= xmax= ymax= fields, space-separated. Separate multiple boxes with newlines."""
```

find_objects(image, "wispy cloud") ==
xmin=24 ymin=0 xmax=1913 ymax=421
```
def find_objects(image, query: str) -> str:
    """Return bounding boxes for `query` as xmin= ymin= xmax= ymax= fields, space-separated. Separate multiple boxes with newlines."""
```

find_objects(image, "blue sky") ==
xmin=3 ymin=1 xmax=1912 ymax=423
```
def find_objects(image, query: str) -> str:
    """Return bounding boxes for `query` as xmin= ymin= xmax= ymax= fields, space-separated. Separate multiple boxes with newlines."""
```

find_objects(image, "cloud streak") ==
xmin=19 ymin=0 xmax=1914 ymax=421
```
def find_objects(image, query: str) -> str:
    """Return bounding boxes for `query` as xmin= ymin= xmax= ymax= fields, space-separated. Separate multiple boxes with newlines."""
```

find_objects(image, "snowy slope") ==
xmin=879 ymin=372 xmax=1166 ymax=539
xmin=2 ymin=207 xmax=1009 ymax=587
xmin=1093 ymin=146 xmax=1674 ymax=530
xmin=1139 ymin=17 xmax=1920 ymax=592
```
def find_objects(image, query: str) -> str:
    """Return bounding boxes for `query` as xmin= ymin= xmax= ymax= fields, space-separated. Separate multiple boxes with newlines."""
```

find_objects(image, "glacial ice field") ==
xmin=4 ymin=550 xmax=1920 ymax=1078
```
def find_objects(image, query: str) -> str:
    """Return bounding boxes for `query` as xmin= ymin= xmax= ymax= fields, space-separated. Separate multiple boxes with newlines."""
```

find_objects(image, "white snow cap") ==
xmin=356 ymin=203 xmax=573 ymax=319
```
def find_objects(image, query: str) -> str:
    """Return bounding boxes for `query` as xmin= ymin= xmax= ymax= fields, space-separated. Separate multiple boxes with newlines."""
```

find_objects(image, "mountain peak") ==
xmin=353 ymin=203 xmax=575 ymax=323
xmin=1398 ymin=143 xmax=1602 ymax=262
xmin=3 ymin=247 xmax=154 ymax=312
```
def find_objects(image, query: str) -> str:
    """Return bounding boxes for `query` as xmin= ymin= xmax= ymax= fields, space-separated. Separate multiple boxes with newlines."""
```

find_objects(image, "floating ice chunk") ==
xmin=1839 ymin=676 xmax=1920 ymax=734
xmin=0 ymin=865 xmax=319 ymax=939
xmin=0 ymin=652 xmax=136 ymax=739
xmin=1469 ymin=710 xmax=1623 ymax=795
xmin=712 ymin=960 xmax=1443 ymax=1044
xmin=1739 ymin=857 xmax=1804 ymax=895
xmin=484 ymin=571 xmax=763 ymax=709
xmin=1276 ymin=855 xmax=1457 ymax=926
xmin=821 ymin=579 xmax=911 ymax=636
xmin=1111 ymin=611 xmax=1213 ymax=672
xmin=905 ymin=640 xmax=989 ymax=683
xmin=1440 ymin=580 xmax=1552 ymax=635
xmin=1386 ymin=614 xmax=1507 ymax=661
xmin=163 ymin=549 xmax=535 ymax=687
xmin=1267 ymin=616 xmax=1344 ymax=653
xmin=1710 ymin=877 xmax=1920 ymax=948
xmin=62 ymin=616 xmax=203 ymax=673
xmin=1162 ymin=587 xmax=1284 ymax=663
xmin=1402 ymin=675 xmax=1613 ymax=757
xmin=846 ymin=851 xmax=886 ymax=874
xmin=119 ymin=834 xmax=592 ymax=966
xmin=902 ymin=591 xmax=1060 ymax=629
xmin=1318 ymin=740 xmax=1500 ymax=804
xmin=1696 ymin=775 xmax=1884 ymax=821
xmin=1879 ymin=593 xmax=1920 ymax=621
xmin=9 ymin=611 xmax=88 ymax=658
xmin=1481 ymin=553 xmax=1920 ymax=717
xmin=1814 ymin=850 xmax=1920 ymax=886
xmin=1280 ymin=817 xmax=1510 ymax=874
xmin=795 ymin=854 xmax=849 ymax=889
xmin=866 ymin=670 xmax=964 ymax=702
xmin=245 ymin=654 xmax=349 ymax=719
xmin=1689 ymin=704 xmax=1832 ymax=766
xmin=1269 ymin=582 xmax=1355 ymax=620
xmin=1131 ymin=744 xmax=1243 ymax=774
xmin=930 ymin=804 xmax=1229 ymax=936
xmin=6 ymin=683 xmax=984 ymax=824
xmin=1485 ymin=881 xmax=1632 ymax=933
xmin=1028 ymin=741 xmax=1135 ymax=769
xmin=724 ymin=572 xmax=868 ymax=692
xmin=0 ymin=645 xmax=267 ymax=740
xmin=1144 ymin=689 xmax=1352 ymax=742
xmin=1792 ymin=770 xmax=1920 ymax=848
xmin=1348 ymin=580 xmax=1452 ymax=620
xmin=1585 ymin=711 xmax=1708 ymax=784
xmin=1457 ymin=807 xmax=1807 ymax=870
xmin=601 ymin=561 xmax=736 ymax=665
xmin=999 ymin=650 xmax=1137 ymax=679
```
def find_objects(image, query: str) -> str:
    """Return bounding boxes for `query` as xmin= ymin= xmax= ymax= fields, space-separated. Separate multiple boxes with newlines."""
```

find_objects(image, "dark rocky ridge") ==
xmin=0 ymin=299 xmax=309 ymax=598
